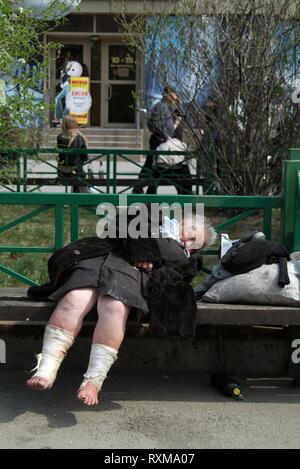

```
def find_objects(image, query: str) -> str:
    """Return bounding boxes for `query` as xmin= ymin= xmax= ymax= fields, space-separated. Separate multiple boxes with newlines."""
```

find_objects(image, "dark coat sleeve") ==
xmin=147 ymin=100 xmax=176 ymax=141
xmin=27 ymin=237 xmax=116 ymax=299
xmin=120 ymin=238 xmax=162 ymax=265
xmin=72 ymin=134 xmax=88 ymax=163
xmin=112 ymin=208 xmax=162 ymax=266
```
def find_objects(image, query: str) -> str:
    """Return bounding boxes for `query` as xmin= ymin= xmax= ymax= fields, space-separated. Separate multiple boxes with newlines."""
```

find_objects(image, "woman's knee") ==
xmin=54 ymin=288 xmax=97 ymax=316
xmin=97 ymin=295 xmax=130 ymax=321
xmin=50 ymin=289 xmax=97 ymax=333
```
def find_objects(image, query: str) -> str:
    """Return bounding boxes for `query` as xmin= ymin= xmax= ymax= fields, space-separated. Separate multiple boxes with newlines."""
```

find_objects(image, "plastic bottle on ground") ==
xmin=210 ymin=372 xmax=244 ymax=400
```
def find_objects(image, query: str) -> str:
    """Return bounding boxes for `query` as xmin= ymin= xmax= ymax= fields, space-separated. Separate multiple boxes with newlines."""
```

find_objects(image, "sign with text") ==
xmin=67 ymin=76 xmax=92 ymax=125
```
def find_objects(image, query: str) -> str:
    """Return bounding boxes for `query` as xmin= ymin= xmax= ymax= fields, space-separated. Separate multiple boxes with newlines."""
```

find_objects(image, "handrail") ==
xmin=0 ymin=192 xmax=281 ymax=286
xmin=3 ymin=146 xmax=300 ymax=286
xmin=0 ymin=147 xmax=202 ymax=195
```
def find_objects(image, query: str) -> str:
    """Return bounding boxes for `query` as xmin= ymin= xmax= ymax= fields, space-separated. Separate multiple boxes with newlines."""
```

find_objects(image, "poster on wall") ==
xmin=66 ymin=76 xmax=92 ymax=125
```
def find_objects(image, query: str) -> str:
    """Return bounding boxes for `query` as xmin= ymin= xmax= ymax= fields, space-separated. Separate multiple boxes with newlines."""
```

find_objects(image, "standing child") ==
xmin=57 ymin=116 xmax=89 ymax=193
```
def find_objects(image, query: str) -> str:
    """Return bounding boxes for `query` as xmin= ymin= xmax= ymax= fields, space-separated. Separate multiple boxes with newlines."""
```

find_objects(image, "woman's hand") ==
xmin=175 ymin=116 xmax=182 ymax=128
xmin=133 ymin=261 xmax=153 ymax=272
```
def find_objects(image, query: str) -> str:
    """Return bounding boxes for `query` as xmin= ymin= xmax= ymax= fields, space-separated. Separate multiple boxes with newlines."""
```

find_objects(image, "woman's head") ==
xmin=179 ymin=214 xmax=216 ymax=250
xmin=61 ymin=116 xmax=87 ymax=147
xmin=163 ymin=85 xmax=181 ymax=105
xmin=61 ymin=116 xmax=78 ymax=133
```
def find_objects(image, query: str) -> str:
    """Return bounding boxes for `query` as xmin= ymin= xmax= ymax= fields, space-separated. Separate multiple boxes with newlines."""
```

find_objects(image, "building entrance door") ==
xmin=49 ymin=37 xmax=137 ymax=127
xmin=101 ymin=40 xmax=137 ymax=127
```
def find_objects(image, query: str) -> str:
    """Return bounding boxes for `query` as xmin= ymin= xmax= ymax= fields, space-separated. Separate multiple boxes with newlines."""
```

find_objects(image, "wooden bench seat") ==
xmin=1 ymin=288 xmax=300 ymax=384
xmin=1 ymin=288 xmax=300 ymax=327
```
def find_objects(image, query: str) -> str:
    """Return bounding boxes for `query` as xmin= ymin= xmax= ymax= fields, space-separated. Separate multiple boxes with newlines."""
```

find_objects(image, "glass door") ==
xmin=101 ymin=40 xmax=137 ymax=127
xmin=49 ymin=37 xmax=90 ymax=126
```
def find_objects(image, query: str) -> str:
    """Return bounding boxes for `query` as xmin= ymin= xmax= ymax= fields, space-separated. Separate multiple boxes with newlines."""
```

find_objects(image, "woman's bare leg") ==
xmin=77 ymin=295 xmax=131 ymax=406
xmin=27 ymin=288 xmax=97 ymax=391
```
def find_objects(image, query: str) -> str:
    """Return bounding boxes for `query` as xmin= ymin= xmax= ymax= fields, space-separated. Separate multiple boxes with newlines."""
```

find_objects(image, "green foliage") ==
xmin=0 ymin=1 xmax=67 ymax=150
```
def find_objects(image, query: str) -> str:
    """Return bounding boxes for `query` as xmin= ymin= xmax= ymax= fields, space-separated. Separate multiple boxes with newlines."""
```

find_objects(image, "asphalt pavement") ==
xmin=1 ymin=370 xmax=300 ymax=449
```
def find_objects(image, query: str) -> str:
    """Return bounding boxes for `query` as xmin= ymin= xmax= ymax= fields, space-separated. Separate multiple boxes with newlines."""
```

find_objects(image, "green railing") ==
xmin=0 ymin=148 xmax=203 ymax=195
xmin=279 ymin=149 xmax=300 ymax=253
xmin=1 ymin=147 xmax=300 ymax=286
xmin=0 ymin=191 xmax=281 ymax=286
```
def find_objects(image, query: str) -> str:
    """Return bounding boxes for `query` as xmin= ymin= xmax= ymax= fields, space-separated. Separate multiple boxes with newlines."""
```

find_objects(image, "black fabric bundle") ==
xmin=148 ymin=253 xmax=202 ymax=337
xmin=221 ymin=239 xmax=290 ymax=287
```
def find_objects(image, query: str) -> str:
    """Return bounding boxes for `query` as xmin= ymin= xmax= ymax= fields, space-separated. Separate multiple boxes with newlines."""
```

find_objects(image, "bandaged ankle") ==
xmin=31 ymin=324 xmax=74 ymax=387
xmin=80 ymin=343 xmax=118 ymax=391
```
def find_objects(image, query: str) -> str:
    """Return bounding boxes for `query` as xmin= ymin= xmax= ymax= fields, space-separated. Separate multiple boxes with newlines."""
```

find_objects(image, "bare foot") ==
xmin=26 ymin=375 xmax=50 ymax=391
xmin=77 ymin=381 xmax=99 ymax=406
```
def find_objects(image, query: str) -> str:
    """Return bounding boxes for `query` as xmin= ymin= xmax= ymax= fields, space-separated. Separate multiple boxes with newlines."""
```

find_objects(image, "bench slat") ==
xmin=0 ymin=288 xmax=28 ymax=299
xmin=196 ymin=303 xmax=300 ymax=325
xmin=0 ymin=295 xmax=299 ymax=326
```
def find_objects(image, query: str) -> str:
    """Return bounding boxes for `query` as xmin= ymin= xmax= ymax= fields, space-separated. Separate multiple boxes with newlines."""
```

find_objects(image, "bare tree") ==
xmin=119 ymin=0 xmax=300 ymax=195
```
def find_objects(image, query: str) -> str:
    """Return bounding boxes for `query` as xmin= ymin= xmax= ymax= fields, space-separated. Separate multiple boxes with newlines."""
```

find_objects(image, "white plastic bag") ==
xmin=203 ymin=257 xmax=300 ymax=306
xmin=156 ymin=138 xmax=187 ymax=166
xmin=220 ymin=233 xmax=239 ymax=258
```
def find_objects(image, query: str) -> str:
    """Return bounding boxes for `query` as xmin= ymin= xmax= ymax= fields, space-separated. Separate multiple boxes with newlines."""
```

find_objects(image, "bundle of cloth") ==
xmin=194 ymin=231 xmax=290 ymax=300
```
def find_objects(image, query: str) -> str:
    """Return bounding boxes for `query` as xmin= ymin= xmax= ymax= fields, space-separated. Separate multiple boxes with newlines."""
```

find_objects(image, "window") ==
xmin=54 ymin=14 xmax=94 ymax=32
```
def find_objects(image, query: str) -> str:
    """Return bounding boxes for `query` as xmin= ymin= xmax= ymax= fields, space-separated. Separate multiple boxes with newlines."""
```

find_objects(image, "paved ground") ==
xmin=1 ymin=370 xmax=300 ymax=449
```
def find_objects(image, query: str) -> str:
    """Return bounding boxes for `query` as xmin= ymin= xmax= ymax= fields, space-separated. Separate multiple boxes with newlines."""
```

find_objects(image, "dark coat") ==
xmin=57 ymin=133 xmax=88 ymax=168
xmin=27 ymin=235 xmax=163 ymax=300
xmin=28 ymin=222 xmax=203 ymax=337
xmin=147 ymin=99 xmax=177 ymax=144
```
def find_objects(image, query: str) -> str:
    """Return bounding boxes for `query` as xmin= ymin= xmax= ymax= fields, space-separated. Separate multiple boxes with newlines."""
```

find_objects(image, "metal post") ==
xmin=113 ymin=153 xmax=117 ymax=194
xmin=281 ymin=159 xmax=300 ymax=250
xmin=55 ymin=204 xmax=64 ymax=250
xmin=263 ymin=208 xmax=272 ymax=240
xmin=196 ymin=156 xmax=201 ymax=195
xmin=106 ymin=154 xmax=110 ymax=194
xmin=23 ymin=152 xmax=28 ymax=193
xmin=15 ymin=152 xmax=21 ymax=192
xmin=290 ymin=149 xmax=300 ymax=161
xmin=70 ymin=204 xmax=79 ymax=242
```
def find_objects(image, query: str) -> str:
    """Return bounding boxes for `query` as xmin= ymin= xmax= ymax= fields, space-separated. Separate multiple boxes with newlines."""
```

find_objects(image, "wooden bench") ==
xmin=0 ymin=287 xmax=300 ymax=326
xmin=1 ymin=288 xmax=300 ymax=383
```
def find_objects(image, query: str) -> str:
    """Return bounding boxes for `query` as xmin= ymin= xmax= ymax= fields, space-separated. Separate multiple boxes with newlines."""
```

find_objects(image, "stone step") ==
xmin=46 ymin=137 xmax=141 ymax=143
xmin=47 ymin=128 xmax=143 ymax=136
xmin=44 ymin=143 xmax=141 ymax=149
xmin=44 ymin=128 xmax=144 ymax=149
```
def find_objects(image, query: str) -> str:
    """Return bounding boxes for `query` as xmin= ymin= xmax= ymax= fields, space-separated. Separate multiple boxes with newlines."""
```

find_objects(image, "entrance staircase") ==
xmin=43 ymin=127 xmax=144 ymax=149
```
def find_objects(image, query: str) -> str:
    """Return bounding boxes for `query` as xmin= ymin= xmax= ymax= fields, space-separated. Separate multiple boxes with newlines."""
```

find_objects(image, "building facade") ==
xmin=44 ymin=1 xmax=219 ymax=148
xmin=44 ymin=1 xmax=172 ymax=147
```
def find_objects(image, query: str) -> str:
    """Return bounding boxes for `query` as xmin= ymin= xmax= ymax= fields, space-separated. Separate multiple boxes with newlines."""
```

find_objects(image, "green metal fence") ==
xmin=0 ymin=147 xmax=300 ymax=286
xmin=0 ymin=191 xmax=281 ymax=286
xmin=0 ymin=148 xmax=203 ymax=195
xmin=280 ymin=149 xmax=300 ymax=252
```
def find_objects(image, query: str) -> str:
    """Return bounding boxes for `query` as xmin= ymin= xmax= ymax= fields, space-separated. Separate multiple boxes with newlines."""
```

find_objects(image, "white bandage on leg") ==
xmin=31 ymin=324 xmax=74 ymax=388
xmin=79 ymin=343 xmax=118 ymax=392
